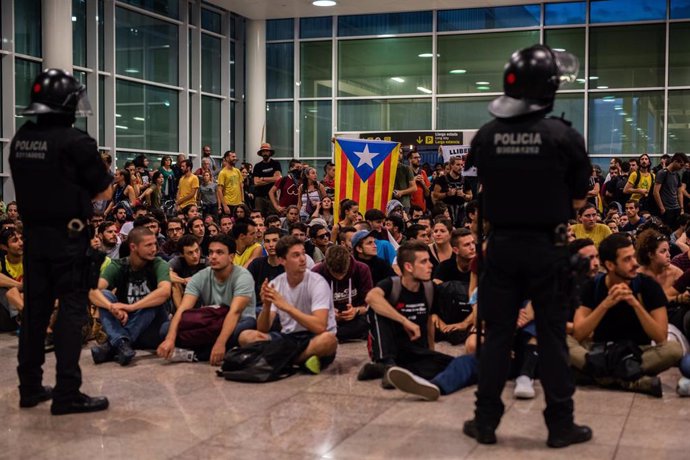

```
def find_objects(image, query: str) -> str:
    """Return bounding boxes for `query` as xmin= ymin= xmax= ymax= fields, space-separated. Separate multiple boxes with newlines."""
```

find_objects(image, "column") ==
xmin=42 ymin=0 xmax=73 ymax=70
xmin=245 ymin=19 xmax=266 ymax=153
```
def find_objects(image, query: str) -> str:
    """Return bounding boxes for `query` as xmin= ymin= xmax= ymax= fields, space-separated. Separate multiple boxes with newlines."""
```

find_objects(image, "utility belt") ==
xmin=68 ymin=218 xmax=104 ymax=289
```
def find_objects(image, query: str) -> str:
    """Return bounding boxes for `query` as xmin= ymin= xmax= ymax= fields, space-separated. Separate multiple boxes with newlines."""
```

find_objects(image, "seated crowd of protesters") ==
xmin=2 ymin=147 xmax=690 ymax=404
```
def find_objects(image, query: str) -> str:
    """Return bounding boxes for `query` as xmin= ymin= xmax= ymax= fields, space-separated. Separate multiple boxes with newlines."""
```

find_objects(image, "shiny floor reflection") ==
xmin=0 ymin=333 xmax=688 ymax=459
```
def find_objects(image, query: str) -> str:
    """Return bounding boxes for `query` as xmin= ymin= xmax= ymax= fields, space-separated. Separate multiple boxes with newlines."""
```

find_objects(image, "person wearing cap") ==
xmin=462 ymin=45 xmax=591 ymax=448
xmin=10 ymin=69 xmax=113 ymax=415
xmin=253 ymin=142 xmax=282 ymax=215
xmin=351 ymin=229 xmax=394 ymax=286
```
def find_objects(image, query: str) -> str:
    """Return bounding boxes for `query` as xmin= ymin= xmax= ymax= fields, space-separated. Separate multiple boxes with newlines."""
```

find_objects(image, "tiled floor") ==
xmin=1 ymin=333 xmax=688 ymax=459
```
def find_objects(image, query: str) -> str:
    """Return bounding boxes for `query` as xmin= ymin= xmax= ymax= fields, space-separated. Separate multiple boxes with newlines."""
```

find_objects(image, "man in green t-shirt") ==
xmin=89 ymin=227 xmax=171 ymax=366
xmin=392 ymin=151 xmax=417 ymax=210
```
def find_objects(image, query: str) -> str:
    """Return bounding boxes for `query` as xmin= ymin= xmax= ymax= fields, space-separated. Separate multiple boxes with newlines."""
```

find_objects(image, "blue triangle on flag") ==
xmin=338 ymin=139 xmax=398 ymax=182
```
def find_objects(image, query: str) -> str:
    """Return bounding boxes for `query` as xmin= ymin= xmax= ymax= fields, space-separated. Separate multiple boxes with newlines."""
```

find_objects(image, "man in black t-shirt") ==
xmin=432 ymin=228 xmax=474 ymax=344
xmin=169 ymin=235 xmax=207 ymax=311
xmin=247 ymin=228 xmax=284 ymax=313
xmin=252 ymin=143 xmax=282 ymax=216
xmin=431 ymin=156 xmax=472 ymax=227
xmin=358 ymin=242 xmax=453 ymax=386
xmin=571 ymin=234 xmax=682 ymax=397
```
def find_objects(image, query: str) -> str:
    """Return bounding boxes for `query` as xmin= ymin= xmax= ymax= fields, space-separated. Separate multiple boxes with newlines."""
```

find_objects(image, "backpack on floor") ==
xmin=218 ymin=334 xmax=310 ymax=383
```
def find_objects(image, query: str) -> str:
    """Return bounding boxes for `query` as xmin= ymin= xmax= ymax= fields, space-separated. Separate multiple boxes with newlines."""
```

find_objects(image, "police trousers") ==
xmin=17 ymin=226 xmax=90 ymax=404
xmin=474 ymin=230 xmax=574 ymax=433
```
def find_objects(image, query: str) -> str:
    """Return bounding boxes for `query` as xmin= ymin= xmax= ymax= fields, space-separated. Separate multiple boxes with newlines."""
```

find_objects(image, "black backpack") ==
xmin=218 ymin=334 xmax=310 ymax=383
xmin=435 ymin=280 xmax=472 ymax=324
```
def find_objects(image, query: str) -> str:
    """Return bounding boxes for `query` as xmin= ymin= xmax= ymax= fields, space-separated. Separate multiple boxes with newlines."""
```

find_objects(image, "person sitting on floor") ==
xmin=312 ymin=245 xmax=372 ymax=342
xmin=90 ymin=227 xmax=171 ymax=366
xmin=571 ymin=233 xmax=683 ymax=397
xmin=157 ymin=234 xmax=256 ymax=365
xmin=238 ymin=235 xmax=338 ymax=374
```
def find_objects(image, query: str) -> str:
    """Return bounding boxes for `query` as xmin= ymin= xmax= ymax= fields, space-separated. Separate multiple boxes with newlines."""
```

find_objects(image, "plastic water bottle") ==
xmin=168 ymin=347 xmax=196 ymax=363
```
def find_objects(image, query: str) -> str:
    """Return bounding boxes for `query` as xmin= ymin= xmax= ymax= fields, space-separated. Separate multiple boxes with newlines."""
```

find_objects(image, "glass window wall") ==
xmin=116 ymin=7 xmax=179 ymax=86
xmin=437 ymin=31 xmax=539 ymax=95
xmin=300 ymin=101 xmax=332 ymax=158
xmin=266 ymin=102 xmax=294 ymax=157
xmin=300 ymin=41 xmax=332 ymax=98
xmin=338 ymin=37 xmax=432 ymax=97
xmin=115 ymin=80 xmax=179 ymax=152
xmin=338 ymin=99 xmax=431 ymax=132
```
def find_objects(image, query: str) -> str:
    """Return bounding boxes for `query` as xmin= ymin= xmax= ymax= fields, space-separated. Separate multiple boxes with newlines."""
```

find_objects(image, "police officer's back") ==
xmin=462 ymin=45 xmax=592 ymax=448
xmin=11 ymin=69 xmax=112 ymax=415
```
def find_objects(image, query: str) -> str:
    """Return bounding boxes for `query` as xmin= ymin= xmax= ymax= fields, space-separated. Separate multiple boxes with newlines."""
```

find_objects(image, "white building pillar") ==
xmin=42 ymin=0 xmax=73 ymax=71
xmin=245 ymin=19 xmax=266 ymax=152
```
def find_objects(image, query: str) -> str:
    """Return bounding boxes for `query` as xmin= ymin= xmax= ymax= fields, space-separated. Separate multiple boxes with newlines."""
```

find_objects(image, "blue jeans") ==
xmin=99 ymin=290 xmax=164 ymax=347
xmin=430 ymin=354 xmax=478 ymax=395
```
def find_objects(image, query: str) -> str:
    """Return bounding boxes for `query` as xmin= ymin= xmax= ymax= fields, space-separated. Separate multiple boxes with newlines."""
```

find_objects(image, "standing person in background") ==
xmin=321 ymin=162 xmax=336 ymax=198
xmin=392 ymin=151 xmax=417 ymax=211
xmin=139 ymin=171 xmax=163 ymax=210
xmin=198 ymin=171 xmax=218 ymax=216
xmin=298 ymin=167 xmax=327 ymax=223
xmin=201 ymin=145 xmax=220 ymax=178
xmin=217 ymin=151 xmax=244 ymax=215
xmin=253 ymin=143 xmax=282 ymax=216
xmin=653 ymin=152 xmax=687 ymax=229
xmin=158 ymin=155 xmax=177 ymax=201
xmin=176 ymin=159 xmax=199 ymax=211
xmin=409 ymin=149 xmax=431 ymax=212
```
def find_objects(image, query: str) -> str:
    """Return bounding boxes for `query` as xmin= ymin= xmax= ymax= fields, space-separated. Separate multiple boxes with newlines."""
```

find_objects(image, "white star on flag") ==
xmin=354 ymin=144 xmax=379 ymax=169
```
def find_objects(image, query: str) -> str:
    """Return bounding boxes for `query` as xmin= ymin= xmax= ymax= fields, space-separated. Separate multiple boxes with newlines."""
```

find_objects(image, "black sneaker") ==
xmin=357 ymin=362 xmax=388 ymax=381
xmin=51 ymin=392 xmax=109 ymax=416
xmin=620 ymin=376 xmax=663 ymax=398
xmin=547 ymin=424 xmax=593 ymax=448
xmin=90 ymin=341 xmax=115 ymax=364
xmin=463 ymin=419 xmax=497 ymax=445
xmin=115 ymin=338 xmax=135 ymax=366
xmin=19 ymin=385 xmax=53 ymax=408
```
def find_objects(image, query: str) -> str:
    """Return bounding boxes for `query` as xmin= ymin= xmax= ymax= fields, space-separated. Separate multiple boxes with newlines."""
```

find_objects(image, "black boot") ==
xmin=547 ymin=424 xmax=593 ymax=448
xmin=19 ymin=385 xmax=53 ymax=408
xmin=463 ymin=419 xmax=497 ymax=444
xmin=51 ymin=392 xmax=109 ymax=416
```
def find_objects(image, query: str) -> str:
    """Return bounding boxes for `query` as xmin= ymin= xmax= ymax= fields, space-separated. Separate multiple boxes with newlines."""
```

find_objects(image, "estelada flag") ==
xmin=334 ymin=138 xmax=400 ymax=223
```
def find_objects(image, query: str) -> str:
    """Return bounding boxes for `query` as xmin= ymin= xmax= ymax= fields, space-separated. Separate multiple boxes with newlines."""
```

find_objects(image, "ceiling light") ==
xmin=476 ymin=86 xmax=491 ymax=91
xmin=576 ymin=78 xmax=586 ymax=83
xmin=390 ymin=77 xmax=405 ymax=83
xmin=133 ymin=117 xmax=145 ymax=121
xmin=450 ymin=69 xmax=466 ymax=74
xmin=416 ymin=86 xmax=432 ymax=94
xmin=475 ymin=81 xmax=490 ymax=85
xmin=418 ymin=53 xmax=438 ymax=58
xmin=597 ymin=86 xmax=609 ymax=89
xmin=124 ymin=68 xmax=139 ymax=74
xmin=72 ymin=16 xmax=77 ymax=22
xmin=625 ymin=117 xmax=633 ymax=122
xmin=589 ymin=76 xmax=599 ymax=80
xmin=312 ymin=0 xmax=336 ymax=6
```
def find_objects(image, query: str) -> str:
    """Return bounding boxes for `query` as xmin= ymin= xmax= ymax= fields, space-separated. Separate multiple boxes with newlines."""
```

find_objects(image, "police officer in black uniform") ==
xmin=11 ymin=69 xmax=113 ymax=415
xmin=462 ymin=45 xmax=592 ymax=447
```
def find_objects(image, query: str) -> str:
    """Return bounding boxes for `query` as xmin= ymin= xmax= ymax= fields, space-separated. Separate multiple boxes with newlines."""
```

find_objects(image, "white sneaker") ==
xmin=677 ymin=376 xmax=690 ymax=397
xmin=386 ymin=366 xmax=440 ymax=401
xmin=514 ymin=375 xmax=536 ymax=399
xmin=168 ymin=347 xmax=197 ymax=363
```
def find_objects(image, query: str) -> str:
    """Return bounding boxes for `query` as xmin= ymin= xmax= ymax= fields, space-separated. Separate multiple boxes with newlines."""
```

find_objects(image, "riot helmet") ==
xmin=488 ymin=44 xmax=579 ymax=119
xmin=22 ymin=68 xmax=92 ymax=117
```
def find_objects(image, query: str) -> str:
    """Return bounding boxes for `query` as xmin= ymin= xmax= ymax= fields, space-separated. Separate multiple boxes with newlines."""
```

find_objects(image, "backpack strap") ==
xmin=422 ymin=280 xmax=434 ymax=310
xmin=388 ymin=276 xmax=402 ymax=307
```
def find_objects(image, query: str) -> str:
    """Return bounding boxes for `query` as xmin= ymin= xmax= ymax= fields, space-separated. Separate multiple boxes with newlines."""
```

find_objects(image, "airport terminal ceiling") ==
xmin=207 ymin=0 xmax=568 ymax=20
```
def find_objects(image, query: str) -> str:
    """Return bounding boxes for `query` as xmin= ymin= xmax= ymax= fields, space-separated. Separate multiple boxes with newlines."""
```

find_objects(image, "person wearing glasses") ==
xmin=160 ymin=218 xmax=185 ymax=260
xmin=571 ymin=232 xmax=682 ymax=397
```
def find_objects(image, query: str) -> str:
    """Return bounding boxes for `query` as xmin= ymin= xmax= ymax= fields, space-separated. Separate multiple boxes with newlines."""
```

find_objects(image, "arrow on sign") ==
xmin=416 ymin=136 xmax=424 ymax=144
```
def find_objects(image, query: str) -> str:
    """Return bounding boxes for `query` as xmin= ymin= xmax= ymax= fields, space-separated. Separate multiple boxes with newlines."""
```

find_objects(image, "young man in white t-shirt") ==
xmin=239 ymin=236 xmax=337 ymax=373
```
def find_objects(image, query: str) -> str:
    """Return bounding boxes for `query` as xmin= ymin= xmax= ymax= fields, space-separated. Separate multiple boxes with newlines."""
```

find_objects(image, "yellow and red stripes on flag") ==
xmin=333 ymin=138 xmax=400 ymax=223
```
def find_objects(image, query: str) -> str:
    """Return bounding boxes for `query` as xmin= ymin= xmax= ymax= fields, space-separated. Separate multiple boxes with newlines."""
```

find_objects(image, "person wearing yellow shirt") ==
xmin=624 ymin=154 xmax=654 ymax=203
xmin=217 ymin=151 xmax=244 ymax=214
xmin=572 ymin=203 xmax=612 ymax=248
xmin=0 ymin=229 xmax=24 ymax=330
xmin=232 ymin=219 xmax=263 ymax=268
xmin=176 ymin=159 xmax=199 ymax=210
